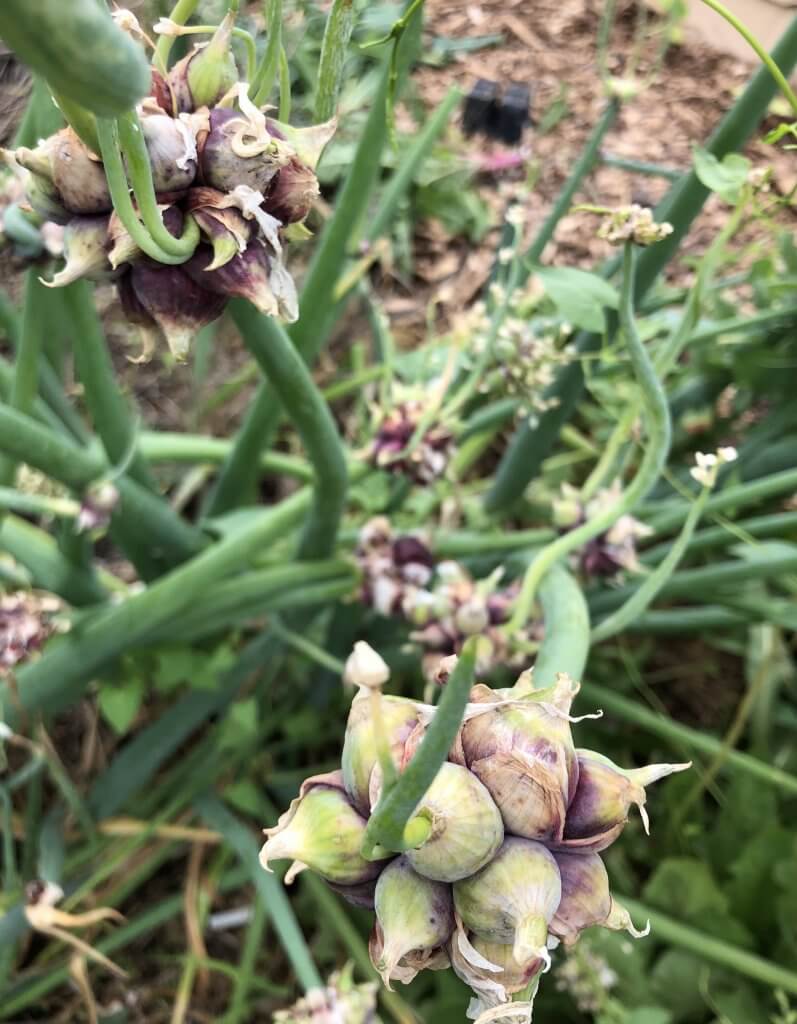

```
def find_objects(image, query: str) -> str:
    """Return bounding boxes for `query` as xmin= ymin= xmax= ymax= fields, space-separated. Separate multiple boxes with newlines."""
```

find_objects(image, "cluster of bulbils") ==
xmin=355 ymin=517 xmax=538 ymax=680
xmin=260 ymin=646 xmax=689 ymax=1020
xmin=1 ymin=13 xmax=332 ymax=358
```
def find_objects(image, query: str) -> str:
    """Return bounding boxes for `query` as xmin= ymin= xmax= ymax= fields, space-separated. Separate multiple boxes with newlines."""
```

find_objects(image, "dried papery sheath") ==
xmin=197 ymin=106 xmax=288 ymax=194
xmin=369 ymin=924 xmax=450 ymax=988
xmin=551 ymin=852 xmax=648 ymax=945
xmin=371 ymin=761 xmax=503 ymax=883
xmin=260 ymin=771 xmax=390 ymax=886
xmin=140 ymin=110 xmax=198 ymax=194
xmin=273 ymin=966 xmax=380 ymax=1024
xmin=265 ymin=156 xmax=320 ymax=224
xmin=453 ymin=837 xmax=561 ymax=967
xmin=186 ymin=186 xmax=250 ymax=270
xmin=559 ymin=749 xmax=691 ymax=853
xmin=458 ymin=672 xmax=581 ymax=842
xmin=16 ymin=129 xmax=111 ymax=215
xmin=44 ymin=215 xmax=112 ymax=287
xmin=371 ymin=857 xmax=454 ymax=988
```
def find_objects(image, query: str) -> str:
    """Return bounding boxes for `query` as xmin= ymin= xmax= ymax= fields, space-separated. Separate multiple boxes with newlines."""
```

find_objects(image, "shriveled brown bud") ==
xmin=559 ymin=749 xmax=691 ymax=854
xmin=259 ymin=771 xmax=390 ymax=886
xmin=265 ymin=156 xmax=319 ymax=224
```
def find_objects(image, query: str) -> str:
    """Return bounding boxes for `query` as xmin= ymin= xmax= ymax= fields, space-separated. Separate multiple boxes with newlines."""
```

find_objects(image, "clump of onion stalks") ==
xmin=261 ymin=645 xmax=689 ymax=1021
xmin=354 ymin=517 xmax=539 ymax=679
xmin=1 ymin=12 xmax=335 ymax=359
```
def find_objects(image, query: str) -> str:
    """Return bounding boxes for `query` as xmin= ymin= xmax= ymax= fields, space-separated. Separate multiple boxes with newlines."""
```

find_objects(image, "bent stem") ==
xmin=699 ymin=0 xmax=797 ymax=116
xmin=361 ymin=637 xmax=477 ymax=857
xmin=506 ymin=243 xmax=671 ymax=633
xmin=95 ymin=118 xmax=194 ymax=266
xmin=230 ymin=301 xmax=347 ymax=560
xmin=116 ymin=111 xmax=200 ymax=261
xmin=156 ymin=0 xmax=202 ymax=66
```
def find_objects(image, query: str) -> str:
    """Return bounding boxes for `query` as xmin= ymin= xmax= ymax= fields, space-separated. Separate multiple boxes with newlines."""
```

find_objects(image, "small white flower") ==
xmin=717 ymin=446 xmax=738 ymax=464
xmin=152 ymin=17 xmax=184 ymax=36
xmin=498 ymin=247 xmax=515 ymax=265
xmin=506 ymin=204 xmax=525 ymax=229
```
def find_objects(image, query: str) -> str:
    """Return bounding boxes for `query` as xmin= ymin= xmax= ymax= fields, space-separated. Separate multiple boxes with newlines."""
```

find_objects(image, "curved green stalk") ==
xmin=167 ymin=24 xmax=257 ymax=80
xmin=642 ymin=509 xmax=797 ymax=561
xmin=484 ymin=18 xmax=797 ymax=514
xmin=230 ymin=301 xmax=347 ymax=560
xmin=156 ymin=0 xmax=202 ymax=66
xmin=699 ymin=0 xmax=797 ymax=115
xmin=361 ymin=637 xmax=477 ymax=857
xmin=534 ymin=565 xmax=590 ymax=687
xmin=591 ymin=485 xmax=710 ymax=643
xmin=0 ymin=488 xmax=310 ymax=728
xmin=619 ymin=897 xmax=797 ymax=994
xmin=506 ymin=244 xmax=671 ymax=632
xmin=62 ymin=281 xmax=156 ymax=491
xmin=115 ymin=111 xmax=199 ymax=260
xmin=95 ymin=117 xmax=195 ymax=266
xmin=139 ymin=430 xmax=313 ymax=481
xmin=0 ymin=271 xmax=46 ymax=488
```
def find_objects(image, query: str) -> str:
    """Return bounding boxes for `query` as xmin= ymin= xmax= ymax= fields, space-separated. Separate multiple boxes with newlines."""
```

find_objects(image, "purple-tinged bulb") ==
xmin=259 ymin=771 xmax=391 ymax=886
xmin=372 ymin=857 xmax=454 ymax=989
xmin=453 ymin=837 xmax=561 ymax=968
xmin=185 ymin=238 xmax=298 ymax=322
xmin=197 ymin=107 xmax=288 ymax=194
xmin=557 ymin=749 xmax=691 ymax=854
xmin=458 ymin=672 xmax=581 ymax=843
xmin=264 ymin=156 xmax=319 ymax=224
xmin=551 ymin=851 xmax=649 ymax=945
xmin=122 ymin=259 xmax=226 ymax=360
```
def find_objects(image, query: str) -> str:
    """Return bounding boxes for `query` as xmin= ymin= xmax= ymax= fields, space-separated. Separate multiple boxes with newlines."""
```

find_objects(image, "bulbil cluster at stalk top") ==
xmin=1 ymin=12 xmax=334 ymax=359
xmin=260 ymin=644 xmax=690 ymax=1020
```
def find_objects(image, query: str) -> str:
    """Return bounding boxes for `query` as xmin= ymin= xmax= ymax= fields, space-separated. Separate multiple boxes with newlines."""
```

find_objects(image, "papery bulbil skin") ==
xmin=197 ymin=107 xmax=287 ymax=194
xmin=372 ymin=857 xmax=454 ymax=988
xmin=453 ymin=837 xmax=561 ymax=965
xmin=369 ymin=924 xmax=450 ymax=988
xmin=49 ymin=129 xmax=112 ymax=215
xmin=559 ymin=749 xmax=691 ymax=853
xmin=140 ymin=112 xmax=197 ymax=194
xmin=259 ymin=771 xmax=389 ymax=886
xmin=265 ymin=156 xmax=319 ymax=224
xmin=46 ymin=215 xmax=112 ymax=287
xmin=184 ymin=239 xmax=298 ymax=322
xmin=396 ymin=762 xmax=504 ymax=883
xmin=458 ymin=673 xmax=579 ymax=842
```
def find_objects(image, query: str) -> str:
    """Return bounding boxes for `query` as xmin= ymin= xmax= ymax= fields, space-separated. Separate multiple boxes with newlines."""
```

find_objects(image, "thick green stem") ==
xmin=230 ymin=301 xmax=347 ymax=559
xmin=95 ymin=118 xmax=194 ymax=266
xmin=0 ymin=403 xmax=205 ymax=579
xmin=140 ymin=431 xmax=312 ymax=481
xmin=619 ymin=897 xmax=797 ymax=994
xmin=580 ymin=682 xmax=797 ymax=795
xmin=591 ymin=486 xmax=710 ymax=642
xmin=0 ymin=271 xmax=45 ymax=488
xmin=506 ymin=245 xmax=671 ymax=632
xmin=361 ymin=637 xmax=477 ymax=857
xmin=116 ymin=111 xmax=199 ymax=260
xmin=533 ymin=565 xmax=590 ymax=687
xmin=62 ymin=281 xmax=155 ymax=490
xmin=314 ymin=0 xmax=356 ymax=121
xmin=0 ymin=489 xmax=309 ymax=727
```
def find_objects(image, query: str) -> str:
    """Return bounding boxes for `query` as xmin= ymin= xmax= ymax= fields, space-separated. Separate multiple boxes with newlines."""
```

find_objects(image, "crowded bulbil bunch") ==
xmin=260 ymin=646 xmax=689 ymax=1019
xmin=1 ymin=12 xmax=333 ymax=358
